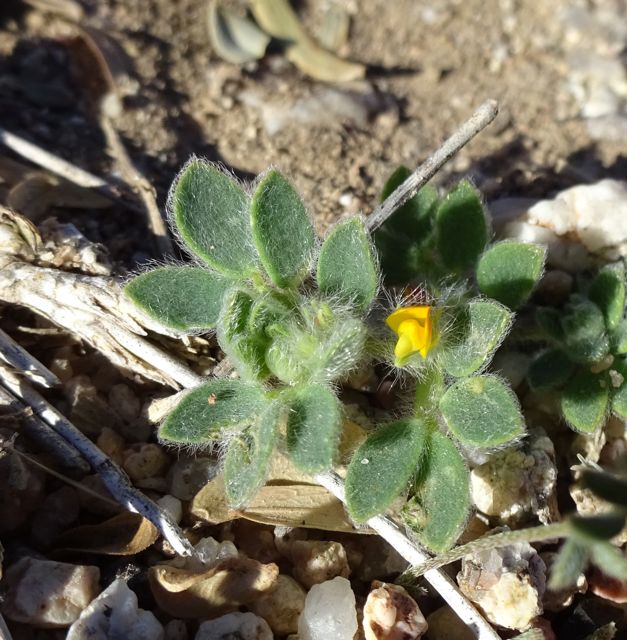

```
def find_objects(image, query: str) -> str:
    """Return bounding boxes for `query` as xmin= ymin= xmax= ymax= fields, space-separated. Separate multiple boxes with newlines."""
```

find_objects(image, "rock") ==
xmin=168 ymin=456 xmax=219 ymax=501
xmin=122 ymin=443 xmax=170 ymax=482
xmin=424 ymin=606 xmax=474 ymax=640
xmin=96 ymin=427 xmax=126 ymax=465
xmin=363 ymin=581 xmax=427 ymax=640
xmin=30 ymin=486 xmax=80 ymax=548
xmin=67 ymin=578 xmax=163 ymax=640
xmin=67 ymin=375 xmax=120 ymax=436
xmin=195 ymin=612 xmax=272 ymax=640
xmin=108 ymin=384 xmax=141 ymax=423
xmin=164 ymin=620 xmax=189 ymax=640
xmin=540 ymin=551 xmax=587 ymax=611
xmin=470 ymin=430 xmax=558 ymax=525
xmin=501 ymin=180 xmax=627 ymax=269
xmin=298 ymin=576 xmax=358 ymax=640
xmin=250 ymin=574 xmax=306 ymax=635
xmin=291 ymin=540 xmax=351 ymax=588
xmin=457 ymin=539 xmax=546 ymax=630
xmin=589 ymin=567 xmax=627 ymax=603
xmin=157 ymin=495 xmax=183 ymax=524
xmin=570 ymin=484 xmax=627 ymax=545
xmin=1 ymin=557 xmax=100 ymax=627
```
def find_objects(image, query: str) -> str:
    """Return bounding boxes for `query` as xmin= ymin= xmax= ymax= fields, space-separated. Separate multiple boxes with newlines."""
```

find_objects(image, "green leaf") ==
xmin=561 ymin=369 xmax=609 ymax=433
xmin=561 ymin=299 xmax=609 ymax=364
xmin=589 ymin=263 xmax=625 ymax=331
xmin=160 ymin=379 xmax=267 ymax=444
xmin=536 ymin=307 xmax=564 ymax=342
xmin=223 ymin=401 xmax=282 ymax=507
xmin=610 ymin=318 xmax=627 ymax=355
xmin=571 ymin=514 xmax=626 ymax=542
xmin=171 ymin=159 xmax=257 ymax=277
xmin=125 ymin=266 xmax=231 ymax=332
xmin=250 ymin=170 xmax=314 ymax=288
xmin=611 ymin=358 xmax=627 ymax=419
xmin=590 ymin=542 xmax=627 ymax=582
xmin=439 ymin=299 xmax=513 ymax=378
xmin=402 ymin=431 xmax=470 ymax=552
xmin=435 ymin=180 xmax=488 ymax=274
xmin=285 ymin=384 xmax=341 ymax=473
xmin=217 ymin=288 xmax=269 ymax=380
xmin=548 ymin=540 xmax=589 ymax=591
xmin=582 ymin=470 xmax=627 ymax=508
xmin=527 ymin=349 xmax=574 ymax=391
xmin=317 ymin=217 xmax=378 ymax=311
xmin=346 ymin=418 xmax=427 ymax=522
xmin=476 ymin=241 xmax=546 ymax=310
xmin=439 ymin=375 xmax=525 ymax=448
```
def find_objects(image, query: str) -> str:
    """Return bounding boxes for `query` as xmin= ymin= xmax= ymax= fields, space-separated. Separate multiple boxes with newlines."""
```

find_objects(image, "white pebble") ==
xmin=195 ymin=612 xmax=272 ymax=640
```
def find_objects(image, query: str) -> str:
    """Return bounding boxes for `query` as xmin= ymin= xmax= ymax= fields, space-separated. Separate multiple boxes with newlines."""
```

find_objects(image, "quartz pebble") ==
xmin=194 ymin=612 xmax=272 ymax=640
xmin=122 ymin=443 xmax=170 ymax=482
xmin=291 ymin=539 xmax=351 ymax=588
xmin=250 ymin=574 xmax=306 ymax=635
xmin=298 ymin=576 xmax=358 ymax=640
xmin=156 ymin=494 xmax=183 ymax=524
xmin=457 ymin=540 xmax=546 ymax=630
xmin=363 ymin=581 xmax=427 ymax=640
xmin=1 ymin=557 xmax=100 ymax=627
xmin=168 ymin=456 xmax=219 ymax=501
xmin=67 ymin=578 xmax=163 ymax=640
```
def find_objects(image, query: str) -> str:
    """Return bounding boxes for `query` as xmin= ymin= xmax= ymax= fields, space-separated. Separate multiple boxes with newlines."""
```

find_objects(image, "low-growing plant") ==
xmin=527 ymin=262 xmax=627 ymax=433
xmin=125 ymin=159 xmax=546 ymax=553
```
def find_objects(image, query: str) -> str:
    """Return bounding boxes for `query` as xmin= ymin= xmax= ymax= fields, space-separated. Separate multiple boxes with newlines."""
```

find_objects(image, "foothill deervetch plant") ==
xmin=125 ymin=157 xmax=548 ymax=553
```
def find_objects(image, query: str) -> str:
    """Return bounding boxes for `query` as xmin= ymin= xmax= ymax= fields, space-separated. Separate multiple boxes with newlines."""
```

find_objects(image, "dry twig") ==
xmin=0 ymin=327 xmax=60 ymax=389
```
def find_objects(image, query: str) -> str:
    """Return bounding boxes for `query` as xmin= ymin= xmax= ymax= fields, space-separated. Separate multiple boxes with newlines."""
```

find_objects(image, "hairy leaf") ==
xmin=160 ymin=379 xmax=267 ymax=444
xmin=561 ymin=369 xmax=609 ymax=433
xmin=224 ymin=401 xmax=282 ymax=507
xmin=435 ymin=180 xmax=488 ymax=274
xmin=250 ymin=170 xmax=314 ymax=288
xmin=527 ymin=349 xmax=574 ymax=391
xmin=439 ymin=375 xmax=525 ymax=447
xmin=548 ymin=539 xmax=589 ymax=591
xmin=125 ymin=267 xmax=232 ymax=332
xmin=610 ymin=318 xmax=627 ymax=354
xmin=561 ymin=299 xmax=609 ymax=364
xmin=611 ymin=357 xmax=627 ymax=420
xmin=476 ymin=240 xmax=546 ymax=309
xmin=589 ymin=263 xmax=625 ymax=331
xmin=346 ymin=418 xmax=427 ymax=522
xmin=439 ymin=298 xmax=512 ymax=377
xmin=590 ymin=542 xmax=627 ymax=582
xmin=171 ymin=159 xmax=257 ymax=277
xmin=285 ymin=384 xmax=341 ymax=473
xmin=317 ymin=217 xmax=378 ymax=311
xmin=403 ymin=431 xmax=469 ymax=552
xmin=571 ymin=514 xmax=626 ymax=542
xmin=536 ymin=307 xmax=564 ymax=342
xmin=582 ymin=470 xmax=627 ymax=508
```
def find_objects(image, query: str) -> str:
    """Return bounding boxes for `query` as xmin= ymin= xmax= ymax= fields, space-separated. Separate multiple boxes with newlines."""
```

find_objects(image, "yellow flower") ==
xmin=386 ymin=305 xmax=433 ymax=364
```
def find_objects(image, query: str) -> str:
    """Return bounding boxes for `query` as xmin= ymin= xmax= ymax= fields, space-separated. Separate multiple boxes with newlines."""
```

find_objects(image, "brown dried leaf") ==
xmin=54 ymin=511 xmax=159 ymax=555
xmin=191 ymin=474 xmax=371 ymax=534
xmin=0 ymin=207 xmax=41 ymax=257
xmin=149 ymin=556 xmax=279 ymax=618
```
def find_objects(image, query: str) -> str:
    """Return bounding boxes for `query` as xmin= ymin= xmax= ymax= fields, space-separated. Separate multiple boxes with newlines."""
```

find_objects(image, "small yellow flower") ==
xmin=386 ymin=305 xmax=433 ymax=364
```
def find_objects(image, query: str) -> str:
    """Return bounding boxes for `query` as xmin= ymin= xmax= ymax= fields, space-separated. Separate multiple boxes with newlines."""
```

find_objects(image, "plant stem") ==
xmin=366 ymin=100 xmax=499 ymax=233
xmin=407 ymin=521 xmax=571 ymax=577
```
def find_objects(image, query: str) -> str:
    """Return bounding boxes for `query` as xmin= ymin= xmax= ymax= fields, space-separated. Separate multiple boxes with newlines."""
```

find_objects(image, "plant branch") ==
xmin=315 ymin=470 xmax=502 ymax=640
xmin=407 ymin=521 xmax=571 ymax=578
xmin=0 ymin=327 xmax=60 ymax=389
xmin=366 ymin=100 xmax=499 ymax=233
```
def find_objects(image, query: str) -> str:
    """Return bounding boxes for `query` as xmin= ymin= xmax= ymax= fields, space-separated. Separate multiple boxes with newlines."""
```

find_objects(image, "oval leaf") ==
xmin=476 ymin=241 xmax=546 ymax=310
xmin=561 ymin=299 xmax=609 ymax=364
xmin=435 ymin=180 xmax=488 ymax=274
xmin=548 ymin=540 xmax=589 ymax=591
xmin=160 ymin=379 xmax=267 ymax=445
xmin=402 ymin=431 xmax=469 ymax=552
xmin=250 ymin=170 xmax=314 ymax=288
xmin=171 ymin=159 xmax=257 ymax=277
xmin=440 ymin=375 xmax=525 ymax=448
xmin=224 ymin=401 xmax=282 ymax=507
xmin=317 ymin=217 xmax=378 ymax=311
xmin=285 ymin=384 xmax=341 ymax=473
xmin=527 ymin=349 xmax=574 ymax=391
xmin=439 ymin=298 xmax=513 ymax=378
xmin=582 ymin=469 xmax=627 ymax=508
xmin=589 ymin=262 xmax=625 ymax=331
xmin=125 ymin=267 xmax=231 ymax=332
xmin=346 ymin=418 xmax=427 ymax=523
xmin=611 ymin=358 xmax=627 ymax=419
xmin=561 ymin=369 xmax=609 ymax=433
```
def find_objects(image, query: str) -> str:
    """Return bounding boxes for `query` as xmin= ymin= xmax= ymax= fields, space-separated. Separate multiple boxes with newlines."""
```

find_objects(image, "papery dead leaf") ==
xmin=0 ymin=206 xmax=41 ymax=257
xmin=54 ymin=511 xmax=158 ymax=555
xmin=249 ymin=0 xmax=365 ymax=82
xmin=191 ymin=474 xmax=371 ymax=534
xmin=149 ymin=556 xmax=279 ymax=618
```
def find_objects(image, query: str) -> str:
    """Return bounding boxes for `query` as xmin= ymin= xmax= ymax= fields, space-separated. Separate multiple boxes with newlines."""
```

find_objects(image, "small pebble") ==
xmin=250 ymin=574 xmax=306 ymax=635
xmin=122 ymin=443 xmax=170 ymax=482
xmin=195 ymin=612 xmax=272 ymax=640
xmin=291 ymin=540 xmax=351 ymax=588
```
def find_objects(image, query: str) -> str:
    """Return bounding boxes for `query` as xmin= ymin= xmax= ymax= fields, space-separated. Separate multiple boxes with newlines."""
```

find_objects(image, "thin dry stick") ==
xmin=315 ymin=470 xmax=502 ymax=640
xmin=99 ymin=116 xmax=173 ymax=256
xmin=0 ymin=613 xmax=13 ymax=640
xmin=366 ymin=100 xmax=499 ymax=233
xmin=0 ymin=364 xmax=194 ymax=557
xmin=0 ymin=327 xmax=60 ymax=388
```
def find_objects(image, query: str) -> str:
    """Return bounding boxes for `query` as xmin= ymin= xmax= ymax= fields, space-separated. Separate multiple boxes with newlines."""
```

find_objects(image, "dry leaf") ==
xmin=191 ymin=474 xmax=372 ymax=534
xmin=54 ymin=511 xmax=159 ymax=555
xmin=149 ymin=556 xmax=279 ymax=618
xmin=250 ymin=0 xmax=365 ymax=82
